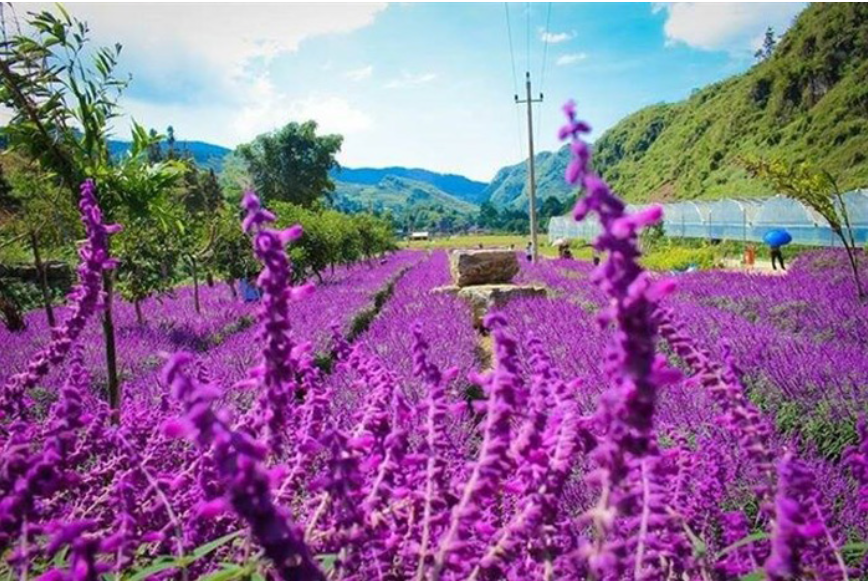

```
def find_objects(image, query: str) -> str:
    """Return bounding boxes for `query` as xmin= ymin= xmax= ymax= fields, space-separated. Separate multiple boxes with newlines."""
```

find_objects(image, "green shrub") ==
xmin=642 ymin=245 xmax=721 ymax=271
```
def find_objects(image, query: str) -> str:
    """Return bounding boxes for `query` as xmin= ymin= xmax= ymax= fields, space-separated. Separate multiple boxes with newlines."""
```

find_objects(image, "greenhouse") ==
xmin=548 ymin=190 xmax=868 ymax=246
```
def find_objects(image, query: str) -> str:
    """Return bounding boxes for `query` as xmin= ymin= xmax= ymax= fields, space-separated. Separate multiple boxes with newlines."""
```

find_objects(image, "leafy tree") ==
xmin=166 ymin=125 xmax=176 ymax=159
xmin=108 ymin=127 xmax=186 ymax=321
xmin=236 ymin=121 xmax=343 ymax=207
xmin=745 ymin=157 xmax=864 ymax=300
xmin=754 ymin=27 xmax=777 ymax=61
xmin=218 ymin=151 xmax=251 ymax=206
xmin=478 ymin=201 xmax=500 ymax=230
xmin=147 ymin=129 xmax=163 ymax=163
xmin=209 ymin=207 xmax=258 ymax=298
xmin=1 ymin=152 xmax=80 ymax=328
xmin=538 ymin=196 xmax=566 ymax=223
xmin=0 ymin=7 xmax=183 ymax=411
xmin=115 ymin=217 xmax=180 ymax=325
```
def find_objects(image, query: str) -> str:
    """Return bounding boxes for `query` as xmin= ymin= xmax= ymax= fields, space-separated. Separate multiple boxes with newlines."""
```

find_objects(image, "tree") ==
xmin=539 ymin=196 xmax=566 ymax=224
xmin=1 ymin=152 xmax=80 ymax=328
xmin=754 ymin=27 xmax=777 ymax=61
xmin=478 ymin=201 xmax=500 ymax=230
xmin=147 ymin=129 xmax=163 ymax=163
xmin=115 ymin=217 xmax=180 ymax=325
xmin=0 ymin=7 xmax=183 ymax=413
xmin=236 ymin=121 xmax=343 ymax=207
xmin=209 ymin=207 xmax=258 ymax=298
xmin=745 ymin=157 xmax=864 ymax=300
xmin=166 ymin=125 xmax=176 ymax=159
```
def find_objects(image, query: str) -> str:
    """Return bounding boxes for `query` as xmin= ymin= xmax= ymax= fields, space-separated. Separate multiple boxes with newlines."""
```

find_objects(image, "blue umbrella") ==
xmin=763 ymin=229 xmax=792 ymax=247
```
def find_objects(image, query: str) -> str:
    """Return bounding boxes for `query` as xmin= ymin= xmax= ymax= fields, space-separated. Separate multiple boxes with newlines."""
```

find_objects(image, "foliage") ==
xmin=744 ymin=157 xmax=865 ymax=298
xmin=0 ymin=6 xmax=128 ymax=198
xmin=0 ymin=152 xmax=81 ymax=250
xmin=588 ymin=3 xmax=868 ymax=203
xmin=755 ymin=27 xmax=778 ymax=62
xmin=270 ymin=201 xmax=396 ymax=283
xmin=476 ymin=200 xmax=531 ymax=233
xmin=114 ymin=216 xmax=181 ymax=307
xmin=642 ymin=243 xmax=722 ymax=272
xmin=236 ymin=121 xmax=342 ymax=207
xmin=209 ymin=207 xmax=259 ymax=285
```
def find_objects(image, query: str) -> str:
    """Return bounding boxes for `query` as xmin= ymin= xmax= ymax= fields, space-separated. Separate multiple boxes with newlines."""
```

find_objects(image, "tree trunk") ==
xmin=102 ymin=272 xmax=120 ymax=420
xmin=227 ymin=279 xmax=237 ymax=299
xmin=30 ymin=231 xmax=55 ymax=328
xmin=0 ymin=279 xmax=26 ymax=332
xmin=191 ymin=258 xmax=201 ymax=314
xmin=842 ymin=241 xmax=865 ymax=301
xmin=834 ymin=228 xmax=865 ymax=301
xmin=134 ymin=300 xmax=144 ymax=326
xmin=206 ymin=271 xmax=214 ymax=287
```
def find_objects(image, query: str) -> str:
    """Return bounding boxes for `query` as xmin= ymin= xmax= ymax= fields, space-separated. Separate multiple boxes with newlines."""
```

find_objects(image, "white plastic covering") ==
xmin=547 ymin=190 xmax=868 ymax=247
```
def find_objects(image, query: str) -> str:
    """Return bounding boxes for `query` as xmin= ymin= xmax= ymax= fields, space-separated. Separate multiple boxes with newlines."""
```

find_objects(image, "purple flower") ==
xmin=1 ymin=180 xmax=119 ymax=418
xmin=559 ymin=100 xmax=680 ymax=576
xmin=162 ymin=352 xmax=323 ymax=581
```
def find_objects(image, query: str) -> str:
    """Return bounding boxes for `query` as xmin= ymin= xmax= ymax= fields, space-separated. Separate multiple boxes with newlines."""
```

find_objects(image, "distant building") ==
xmin=410 ymin=231 xmax=430 ymax=241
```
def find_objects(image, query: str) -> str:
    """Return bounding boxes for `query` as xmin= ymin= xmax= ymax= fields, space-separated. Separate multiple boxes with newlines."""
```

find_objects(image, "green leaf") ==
xmin=716 ymin=532 xmax=769 ymax=558
xmin=842 ymin=542 xmax=868 ymax=554
xmin=125 ymin=557 xmax=181 ymax=581
xmin=189 ymin=530 xmax=244 ymax=561
xmin=738 ymin=572 xmax=765 ymax=581
xmin=197 ymin=564 xmax=245 ymax=581
xmin=317 ymin=553 xmax=337 ymax=573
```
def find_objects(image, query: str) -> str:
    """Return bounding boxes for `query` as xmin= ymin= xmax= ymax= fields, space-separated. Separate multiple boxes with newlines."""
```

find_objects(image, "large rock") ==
xmin=433 ymin=284 xmax=547 ymax=326
xmin=449 ymin=250 xmax=519 ymax=287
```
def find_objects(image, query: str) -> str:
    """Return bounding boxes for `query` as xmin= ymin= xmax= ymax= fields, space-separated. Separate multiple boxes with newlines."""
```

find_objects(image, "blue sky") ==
xmin=29 ymin=2 xmax=807 ymax=181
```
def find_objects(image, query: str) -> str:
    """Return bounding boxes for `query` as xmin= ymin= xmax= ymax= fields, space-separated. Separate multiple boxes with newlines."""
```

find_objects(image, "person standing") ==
xmin=770 ymin=245 xmax=785 ymax=271
xmin=525 ymin=241 xmax=533 ymax=262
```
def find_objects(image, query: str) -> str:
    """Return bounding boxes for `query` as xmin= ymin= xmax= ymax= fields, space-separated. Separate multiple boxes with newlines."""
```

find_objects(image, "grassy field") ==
xmin=404 ymin=234 xmax=822 ymax=272
xmin=404 ymin=234 xmax=595 ymax=259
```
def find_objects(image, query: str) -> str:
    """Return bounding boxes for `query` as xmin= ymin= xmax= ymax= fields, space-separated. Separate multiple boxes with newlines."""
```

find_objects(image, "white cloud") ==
xmin=344 ymin=65 xmax=374 ymax=82
xmin=540 ymin=30 xmax=576 ymax=44
xmin=657 ymin=3 xmax=807 ymax=54
xmin=231 ymin=76 xmax=372 ymax=141
xmin=16 ymin=3 xmax=384 ymax=147
xmin=385 ymin=72 xmax=438 ymax=89
xmin=38 ymin=3 xmax=387 ymax=100
xmin=121 ymin=75 xmax=372 ymax=147
xmin=556 ymin=53 xmax=588 ymax=66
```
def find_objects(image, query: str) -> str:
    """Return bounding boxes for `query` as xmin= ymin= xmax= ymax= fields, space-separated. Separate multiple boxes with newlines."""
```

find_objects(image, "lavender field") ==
xmin=0 ymin=109 xmax=865 ymax=581
xmin=2 ymin=3 xmax=868 ymax=579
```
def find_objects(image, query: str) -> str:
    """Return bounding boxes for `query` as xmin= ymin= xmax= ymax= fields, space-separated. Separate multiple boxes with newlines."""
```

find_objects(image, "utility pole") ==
xmin=515 ymin=71 xmax=543 ymax=262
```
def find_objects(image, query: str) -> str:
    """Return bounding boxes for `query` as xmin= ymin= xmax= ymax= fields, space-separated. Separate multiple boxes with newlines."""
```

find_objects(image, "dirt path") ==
xmin=721 ymin=258 xmax=790 ymax=276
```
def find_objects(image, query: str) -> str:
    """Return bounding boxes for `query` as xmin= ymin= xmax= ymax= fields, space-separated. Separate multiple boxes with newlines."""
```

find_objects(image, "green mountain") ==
xmin=484 ymin=150 xmax=574 ymax=211
xmin=591 ymin=3 xmax=868 ymax=203
xmin=331 ymin=175 xmax=478 ymax=221
xmin=331 ymin=166 xmax=487 ymax=205
xmin=108 ymin=139 xmax=231 ymax=172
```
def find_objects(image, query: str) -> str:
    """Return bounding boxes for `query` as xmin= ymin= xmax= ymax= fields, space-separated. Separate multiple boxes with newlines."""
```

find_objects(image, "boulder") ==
xmin=434 ymin=283 xmax=547 ymax=326
xmin=449 ymin=250 xmax=519 ymax=287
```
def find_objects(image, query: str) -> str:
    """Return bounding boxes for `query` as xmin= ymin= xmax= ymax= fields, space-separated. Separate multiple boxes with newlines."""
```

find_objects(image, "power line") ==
xmin=504 ymin=3 xmax=519 ymax=97
xmin=504 ymin=3 xmax=525 ymax=162
xmin=536 ymin=2 xmax=553 ymax=147
xmin=525 ymin=2 xmax=531 ymax=73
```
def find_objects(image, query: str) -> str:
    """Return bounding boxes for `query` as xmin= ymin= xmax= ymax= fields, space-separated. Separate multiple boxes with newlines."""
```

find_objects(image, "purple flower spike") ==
xmin=559 ymin=100 xmax=681 ymax=576
xmin=1 ymin=179 xmax=119 ymax=418
xmin=241 ymin=191 xmax=306 ymax=456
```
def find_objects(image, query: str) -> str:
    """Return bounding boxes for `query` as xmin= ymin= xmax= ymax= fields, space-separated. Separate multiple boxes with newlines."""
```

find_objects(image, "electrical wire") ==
xmin=536 ymin=2 xmax=553 ymax=147
xmin=504 ymin=3 xmax=525 ymax=162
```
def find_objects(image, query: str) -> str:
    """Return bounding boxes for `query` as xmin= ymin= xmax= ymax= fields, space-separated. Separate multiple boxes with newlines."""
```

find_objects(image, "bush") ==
xmin=642 ymin=244 xmax=721 ymax=271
